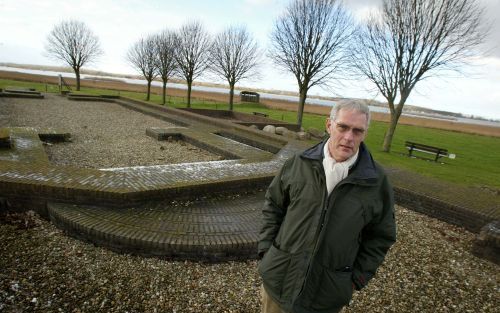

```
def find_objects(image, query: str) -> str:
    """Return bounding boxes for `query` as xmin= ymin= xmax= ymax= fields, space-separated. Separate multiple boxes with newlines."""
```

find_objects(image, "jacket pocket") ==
xmin=258 ymin=244 xmax=291 ymax=300
xmin=311 ymin=267 xmax=354 ymax=310
xmin=362 ymin=199 xmax=383 ymax=226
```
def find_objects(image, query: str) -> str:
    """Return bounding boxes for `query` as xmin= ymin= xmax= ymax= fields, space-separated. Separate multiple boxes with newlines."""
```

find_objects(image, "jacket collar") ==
xmin=301 ymin=139 xmax=378 ymax=182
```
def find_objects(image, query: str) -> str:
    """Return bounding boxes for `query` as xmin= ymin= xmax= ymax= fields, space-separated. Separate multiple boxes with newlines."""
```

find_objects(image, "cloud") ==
xmin=244 ymin=0 xmax=276 ymax=6
xmin=480 ymin=0 xmax=500 ymax=59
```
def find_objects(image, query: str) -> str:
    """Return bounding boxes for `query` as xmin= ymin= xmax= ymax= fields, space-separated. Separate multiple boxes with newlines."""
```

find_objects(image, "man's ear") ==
xmin=325 ymin=118 xmax=332 ymax=135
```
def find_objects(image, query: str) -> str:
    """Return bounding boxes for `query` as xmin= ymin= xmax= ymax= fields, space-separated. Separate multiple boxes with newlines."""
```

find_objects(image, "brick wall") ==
xmin=394 ymin=186 xmax=492 ymax=233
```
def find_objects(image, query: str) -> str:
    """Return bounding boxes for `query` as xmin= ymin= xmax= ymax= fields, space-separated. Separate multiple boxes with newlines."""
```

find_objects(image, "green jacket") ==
xmin=258 ymin=140 xmax=396 ymax=313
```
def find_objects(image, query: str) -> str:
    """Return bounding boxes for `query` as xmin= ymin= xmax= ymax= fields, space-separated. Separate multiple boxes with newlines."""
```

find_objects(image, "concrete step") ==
xmin=47 ymin=191 xmax=265 ymax=261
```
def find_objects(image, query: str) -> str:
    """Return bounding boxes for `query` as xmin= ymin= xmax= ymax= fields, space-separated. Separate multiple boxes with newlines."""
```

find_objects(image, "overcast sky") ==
xmin=0 ymin=0 xmax=499 ymax=119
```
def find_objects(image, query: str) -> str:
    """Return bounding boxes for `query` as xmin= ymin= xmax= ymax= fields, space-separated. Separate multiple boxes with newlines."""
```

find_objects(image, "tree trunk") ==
xmin=75 ymin=69 xmax=81 ymax=91
xmin=297 ymin=87 xmax=308 ymax=129
xmin=146 ymin=80 xmax=151 ymax=101
xmin=229 ymin=84 xmax=235 ymax=111
xmin=162 ymin=80 xmax=167 ymax=105
xmin=382 ymin=102 xmax=404 ymax=152
xmin=187 ymin=82 xmax=192 ymax=108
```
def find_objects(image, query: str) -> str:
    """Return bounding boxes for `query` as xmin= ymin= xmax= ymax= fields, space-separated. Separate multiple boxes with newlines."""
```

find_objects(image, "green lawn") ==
xmin=1 ymin=79 xmax=499 ymax=189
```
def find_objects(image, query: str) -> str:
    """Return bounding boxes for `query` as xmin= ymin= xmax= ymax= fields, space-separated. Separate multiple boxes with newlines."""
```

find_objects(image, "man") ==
xmin=258 ymin=102 xmax=396 ymax=313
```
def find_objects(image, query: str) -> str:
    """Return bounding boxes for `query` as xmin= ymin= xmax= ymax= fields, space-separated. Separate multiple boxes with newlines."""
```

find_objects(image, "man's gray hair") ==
xmin=330 ymin=101 xmax=371 ymax=128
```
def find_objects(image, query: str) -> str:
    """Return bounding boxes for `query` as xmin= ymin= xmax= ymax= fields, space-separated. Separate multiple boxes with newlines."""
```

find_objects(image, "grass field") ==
xmin=1 ymin=78 xmax=499 ymax=189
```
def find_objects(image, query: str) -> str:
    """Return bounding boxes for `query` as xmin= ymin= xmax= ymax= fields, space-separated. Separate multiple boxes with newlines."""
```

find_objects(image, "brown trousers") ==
xmin=260 ymin=285 xmax=345 ymax=313
xmin=260 ymin=285 xmax=287 ymax=313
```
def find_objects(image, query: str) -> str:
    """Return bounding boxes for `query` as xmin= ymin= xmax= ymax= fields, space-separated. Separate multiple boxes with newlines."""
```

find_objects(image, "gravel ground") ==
xmin=0 ymin=94 xmax=498 ymax=312
xmin=0 ymin=95 xmax=222 ymax=168
xmin=0 ymin=206 xmax=498 ymax=313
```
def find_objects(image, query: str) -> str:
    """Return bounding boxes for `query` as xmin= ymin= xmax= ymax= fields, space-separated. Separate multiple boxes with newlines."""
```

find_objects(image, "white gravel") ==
xmin=0 ymin=206 xmax=498 ymax=312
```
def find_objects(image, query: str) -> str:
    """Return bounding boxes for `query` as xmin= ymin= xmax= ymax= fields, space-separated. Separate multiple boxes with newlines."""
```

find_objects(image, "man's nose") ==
xmin=343 ymin=129 xmax=355 ymax=141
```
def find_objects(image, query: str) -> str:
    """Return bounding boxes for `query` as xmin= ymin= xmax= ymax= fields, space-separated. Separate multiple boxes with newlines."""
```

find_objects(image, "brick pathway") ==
xmin=48 ymin=191 xmax=266 ymax=260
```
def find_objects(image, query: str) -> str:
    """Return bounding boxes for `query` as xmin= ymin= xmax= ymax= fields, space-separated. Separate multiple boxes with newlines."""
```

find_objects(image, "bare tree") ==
xmin=269 ymin=0 xmax=355 ymax=128
xmin=209 ymin=26 xmax=260 ymax=110
xmin=154 ymin=30 xmax=179 ymax=105
xmin=127 ymin=35 xmax=158 ymax=101
xmin=351 ymin=0 xmax=487 ymax=152
xmin=45 ymin=20 xmax=103 ymax=91
xmin=175 ymin=21 xmax=211 ymax=108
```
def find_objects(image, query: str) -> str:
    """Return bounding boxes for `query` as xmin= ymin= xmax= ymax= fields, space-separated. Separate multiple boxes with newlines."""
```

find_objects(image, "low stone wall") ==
xmin=394 ymin=186 xmax=492 ymax=233
xmin=179 ymin=108 xmax=302 ymax=132
xmin=0 ymin=89 xmax=44 ymax=99
xmin=47 ymin=194 xmax=263 ymax=261
xmin=180 ymin=108 xmax=233 ymax=119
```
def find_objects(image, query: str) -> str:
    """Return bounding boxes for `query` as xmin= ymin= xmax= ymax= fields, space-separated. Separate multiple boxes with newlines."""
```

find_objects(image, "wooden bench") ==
xmin=405 ymin=141 xmax=449 ymax=162
xmin=252 ymin=111 xmax=268 ymax=118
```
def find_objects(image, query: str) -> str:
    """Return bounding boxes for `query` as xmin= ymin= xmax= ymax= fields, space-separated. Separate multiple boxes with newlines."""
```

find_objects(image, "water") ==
xmin=1 ymin=65 xmax=499 ymax=128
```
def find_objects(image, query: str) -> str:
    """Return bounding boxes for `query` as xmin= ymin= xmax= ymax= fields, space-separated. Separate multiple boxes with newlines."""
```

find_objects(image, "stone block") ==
xmin=38 ymin=128 xmax=72 ymax=143
xmin=275 ymin=127 xmax=288 ymax=135
xmin=297 ymin=131 xmax=311 ymax=140
xmin=262 ymin=125 xmax=276 ymax=134
xmin=308 ymin=127 xmax=326 ymax=139
xmin=283 ymin=130 xmax=299 ymax=140
xmin=472 ymin=220 xmax=500 ymax=265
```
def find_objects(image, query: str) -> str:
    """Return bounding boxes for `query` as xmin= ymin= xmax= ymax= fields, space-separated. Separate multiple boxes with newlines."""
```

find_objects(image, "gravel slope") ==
xmin=0 ymin=206 xmax=498 ymax=313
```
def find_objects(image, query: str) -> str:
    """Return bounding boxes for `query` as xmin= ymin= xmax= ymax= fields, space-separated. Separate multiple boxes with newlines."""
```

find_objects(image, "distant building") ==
xmin=240 ymin=91 xmax=260 ymax=103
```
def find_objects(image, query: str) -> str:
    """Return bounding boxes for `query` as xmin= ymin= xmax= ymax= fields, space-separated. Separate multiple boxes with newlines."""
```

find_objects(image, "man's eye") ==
xmin=337 ymin=124 xmax=349 ymax=132
xmin=353 ymin=128 xmax=365 ymax=136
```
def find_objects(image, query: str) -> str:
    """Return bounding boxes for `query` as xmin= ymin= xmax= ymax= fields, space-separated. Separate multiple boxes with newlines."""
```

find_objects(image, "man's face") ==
xmin=326 ymin=109 xmax=368 ymax=162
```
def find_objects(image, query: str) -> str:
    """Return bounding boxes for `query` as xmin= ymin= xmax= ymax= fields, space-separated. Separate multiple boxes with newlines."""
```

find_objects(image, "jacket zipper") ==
xmin=297 ymin=163 xmax=345 ymax=300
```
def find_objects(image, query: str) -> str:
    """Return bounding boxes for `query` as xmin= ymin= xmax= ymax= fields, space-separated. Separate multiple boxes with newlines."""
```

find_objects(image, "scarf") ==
xmin=322 ymin=139 xmax=359 ymax=195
